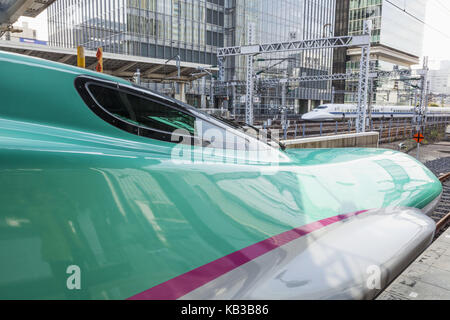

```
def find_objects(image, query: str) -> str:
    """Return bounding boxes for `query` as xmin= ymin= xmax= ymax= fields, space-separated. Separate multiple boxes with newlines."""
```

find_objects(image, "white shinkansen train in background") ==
xmin=301 ymin=104 xmax=450 ymax=121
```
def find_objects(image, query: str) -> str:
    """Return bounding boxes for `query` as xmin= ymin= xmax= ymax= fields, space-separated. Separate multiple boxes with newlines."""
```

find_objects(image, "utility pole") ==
xmin=425 ymin=80 xmax=430 ymax=125
xmin=367 ymin=77 xmax=374 ymax=123
xmin=281 ymin=78 xmax=288 ymax=139
xmin=210 ymin=78 xmax=215 ymax=109
xmin=194 ymin=67 xmax=214 ymax=109
xmin=367 ymin=61 xmax=377 ymax=123
xmin=356 ymin=20 xmax=372 ymax=133
xmin=245 ymin=23 xmax=255 ymax=125
xmin=231 ymin=82 xmax=236 ymax=118
xmin=331 ymin=86 xmax=335 ymax=104
xmin=416 ymin=56 xmax=429 ymax=133
xmin=218 ymin=56 xmax=225 ymax=82
xmin=201 ymin=77 xmax=207 ymax=109
xmin=166 ymin=54 xmax=181 ymax=79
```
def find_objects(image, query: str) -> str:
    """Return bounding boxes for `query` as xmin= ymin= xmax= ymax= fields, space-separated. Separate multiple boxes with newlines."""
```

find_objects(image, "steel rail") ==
xmin=436 ymin=173 xmax=450 ymax=232
xmin=439 ymin=172 xmax=450 ymax=183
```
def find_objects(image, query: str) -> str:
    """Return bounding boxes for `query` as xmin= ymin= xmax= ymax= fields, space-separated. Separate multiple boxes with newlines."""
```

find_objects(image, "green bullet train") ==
xmin=0 ymin=51 xmax=443 ymax=300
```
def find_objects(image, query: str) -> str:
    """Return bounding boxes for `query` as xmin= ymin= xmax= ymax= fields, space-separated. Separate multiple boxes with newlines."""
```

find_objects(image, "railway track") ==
xmin=434 ymin=172 xmax=450 ymax=238
xmin=249 ymin=118 xmax=448 ymax=143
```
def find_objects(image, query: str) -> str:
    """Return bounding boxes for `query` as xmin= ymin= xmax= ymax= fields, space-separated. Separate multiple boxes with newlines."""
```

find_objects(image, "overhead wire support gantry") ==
xmin=216 ymin=69 xmax=412 ymax=88
xmin=217 ymin=21 xmax=372 ymax=132
xmin=217 ymin=35 xmax=369 ymax=57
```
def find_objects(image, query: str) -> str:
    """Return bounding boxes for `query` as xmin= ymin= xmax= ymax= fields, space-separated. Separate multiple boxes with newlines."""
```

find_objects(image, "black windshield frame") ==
xmin=74 ymin=75 xmax=277 ymax=150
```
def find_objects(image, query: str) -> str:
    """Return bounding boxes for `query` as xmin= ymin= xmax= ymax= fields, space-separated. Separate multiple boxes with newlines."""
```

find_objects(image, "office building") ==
xmin=48 ymin=0 xmax=337 ymax=117
xmin=0 ymin=21 xmax=42 ymax=43
xmin=429 ymin=60 xmax=450 ymax=95
xmin=344 ymin=0 xmax=428 ymax=105
xmin=48 ymin=0 xmax=224 ymax=65
xmin=332 ymin=0 xmax=350 ymax=103
xmin=224 ymin=0 xmax=336 ymax=117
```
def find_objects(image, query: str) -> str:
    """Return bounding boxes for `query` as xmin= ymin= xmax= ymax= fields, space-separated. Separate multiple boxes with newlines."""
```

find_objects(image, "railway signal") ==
xmin=414 ymin=132 xmax=425 ymax=160
xmin=413 ymin=132 xmax=424 ymax=143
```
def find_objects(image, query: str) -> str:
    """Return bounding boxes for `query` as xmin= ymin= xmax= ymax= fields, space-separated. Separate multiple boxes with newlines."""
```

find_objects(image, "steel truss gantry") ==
xmin=355 ymin=21 xmax=372 ymax=133
xmin=216 ymin=69 xmax=412 ymax=89
xmin=374 ymin=69 xmax=412 ymax=79
xmin=217 ymin=35 xmax=370 ymax=57
xmin=215 ymin=72 xmax=361 ymax=88
xmin=259 ymin=72 xmax=362 ymax=87
xmin=217 ymin=20 xmax=372 ymax=131
xmin=245 ymin=23 xmax=256 ymax=125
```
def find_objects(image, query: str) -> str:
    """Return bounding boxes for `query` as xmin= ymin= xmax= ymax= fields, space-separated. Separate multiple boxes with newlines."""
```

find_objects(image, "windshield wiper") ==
xmin=210 ymin=114 xmax=286 ymax=150
xmin=209 ymin=114 xmax=242 ymax=129
xmin=242 ymin=123 xmax=286 ymax=151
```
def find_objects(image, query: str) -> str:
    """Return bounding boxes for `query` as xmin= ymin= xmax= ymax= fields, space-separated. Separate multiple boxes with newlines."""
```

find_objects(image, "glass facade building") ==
xmin=48 ymin=0 xmax=225 ymax=65
xmin=345 ymin=0 xmax=427 ymax=105
xmin=348 ymin=0 xmax=426 ymax=57
xmin=225 ymin=0 xmax=336 ymax=117
xmin=429 ymin=61 xmax=450 ymax=95
xmin=379 ymin=0 xmax=426 ymax=58
xmin=332 ymin=0 xmax=350 ymax=103
xmin=48 ymin=0 xmax=337 ymax=117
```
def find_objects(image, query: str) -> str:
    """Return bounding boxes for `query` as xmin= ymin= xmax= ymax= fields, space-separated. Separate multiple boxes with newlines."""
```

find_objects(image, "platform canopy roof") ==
xmin=0 ymin=0 xmax=55 ymax=32
xmin=0 ymin=39 xmax=217 ymax=82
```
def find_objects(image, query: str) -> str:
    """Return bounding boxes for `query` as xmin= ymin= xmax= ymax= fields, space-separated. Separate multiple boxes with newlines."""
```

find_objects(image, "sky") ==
xmin=422 ymin=0 xmax=450 ymax=68
xmin=12 ymin=0 xmax=450 ymax=70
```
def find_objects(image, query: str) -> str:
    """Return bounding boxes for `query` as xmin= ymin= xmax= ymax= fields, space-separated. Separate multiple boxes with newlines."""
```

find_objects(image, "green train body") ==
xmin=0 ymin=51 xmax=442 ymax=300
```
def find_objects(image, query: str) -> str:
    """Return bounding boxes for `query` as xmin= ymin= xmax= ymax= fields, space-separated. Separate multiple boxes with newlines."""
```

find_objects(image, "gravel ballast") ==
xmin=424 ymin=157 xmax=450 ymax=177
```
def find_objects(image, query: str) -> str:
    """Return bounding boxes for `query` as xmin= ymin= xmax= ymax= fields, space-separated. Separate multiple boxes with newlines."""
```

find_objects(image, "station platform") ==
xmin=377 ymin=227 xmax=450 ymax=300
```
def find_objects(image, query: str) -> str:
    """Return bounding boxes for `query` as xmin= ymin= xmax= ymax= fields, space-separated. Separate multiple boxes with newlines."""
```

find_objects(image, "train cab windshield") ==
xmin=75 ymin=76 xmax=280 ymax=151
xmin=313 ymin=106 xmax=327 ymax=112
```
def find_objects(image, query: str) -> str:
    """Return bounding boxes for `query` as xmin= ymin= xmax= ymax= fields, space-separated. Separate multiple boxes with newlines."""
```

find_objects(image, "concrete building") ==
xmin=0 ymin=21 xmax=41 ymax=42
xmin=343 ymin=0 xmax=427 ymax=105
xmin=0 ymin=0 xmax=55 ymax=36
xmin=429 ymin=61 xmax=450 ymax=95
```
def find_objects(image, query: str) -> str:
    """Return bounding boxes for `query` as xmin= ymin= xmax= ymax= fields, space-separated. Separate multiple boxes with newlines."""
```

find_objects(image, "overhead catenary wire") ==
xmin=434 ymin=0 xmax=450 ymax=17
xmin=384 ymin=0 xmax=450 ymax=42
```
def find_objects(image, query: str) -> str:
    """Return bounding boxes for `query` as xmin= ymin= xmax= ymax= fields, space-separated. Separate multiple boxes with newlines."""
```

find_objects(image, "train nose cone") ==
xmin=302 ymin=113 xmax=313 ymax=121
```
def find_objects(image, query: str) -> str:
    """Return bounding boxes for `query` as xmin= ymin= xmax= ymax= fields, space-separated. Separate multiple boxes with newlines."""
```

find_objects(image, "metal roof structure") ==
xmin=0 ymin=39 xmax=217 ymax=82
xmin=0 ymin=0 xmax=55 ymax=31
